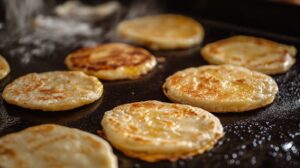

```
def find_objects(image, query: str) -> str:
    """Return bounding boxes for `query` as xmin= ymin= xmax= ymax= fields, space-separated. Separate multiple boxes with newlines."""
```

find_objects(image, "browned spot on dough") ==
xmin=35 ymin=88 xmax=67 ymax=100
xmin=235 ymin=79 xmax=246 ymax=83
xmin=37 ymin=95 xmax=67 ymax=101
xmin=0 ymin=145 xmax=16 ymax=156
xmin=208 ymin=45 xmax=219 ymax=54
xmin=129 ymin=125 xmax=138 ymax=132
xmin=39 ymin=88 xmax=64 ymax=94
xmin=184 ymin=109 xmax=198 ymax=116
xmin=83 ymin=135 xmax=102 ymax=149
xmin=132 ymin=136 xmax=148 ymax=143
xmin=19 ymin=74 xmax=44 ymax=94
xmin=131 ymin=101 xmax=156 ymax=109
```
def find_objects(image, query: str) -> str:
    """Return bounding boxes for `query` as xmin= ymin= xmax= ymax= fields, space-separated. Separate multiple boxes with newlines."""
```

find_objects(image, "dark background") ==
xmin=1 ymin=0 xmax=299 ymax=36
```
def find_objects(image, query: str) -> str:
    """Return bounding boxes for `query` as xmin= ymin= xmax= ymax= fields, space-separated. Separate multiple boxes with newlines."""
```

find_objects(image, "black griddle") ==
xmin=0 ymin=0 xmax=300 ymax=167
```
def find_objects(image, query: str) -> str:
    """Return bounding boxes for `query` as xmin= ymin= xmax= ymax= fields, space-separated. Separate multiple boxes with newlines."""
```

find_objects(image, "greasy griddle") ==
xmin=0 ymin=0 xmax=300 ymax=167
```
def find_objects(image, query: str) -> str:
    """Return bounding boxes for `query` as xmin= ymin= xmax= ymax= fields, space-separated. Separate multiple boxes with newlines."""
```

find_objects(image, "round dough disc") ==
xmin=101 ymin=100 xmax=224 ymax=162
xmin=65 ymin=43 xmax=157 ymax=80
xmin=201 ymin=35 xmax=297 ymax=74
xmin=117 ymin=14 xmax=204 ymax=50
xmin=2 ymin=71 xmax=103 ymax=111
xmin=0 ymin=124 xmax=117 ymax=168
xmin=163 ymin=65 xmax=278 ymax=112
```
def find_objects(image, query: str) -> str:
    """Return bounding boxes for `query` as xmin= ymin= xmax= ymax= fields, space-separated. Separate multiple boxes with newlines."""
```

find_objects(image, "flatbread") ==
xmin=163 ymin=65 xmax=278 ymax=112
xmin=201 ymin=35 xmax=297 ymax=74
xmin=0 ymin=124 xmax=117 ymax=168
xmin=55 ymin=1 xmax=120 ymax=22
xmin=65 ymin=43 xmax=157 ymax=80
xmin=2 ymin=71 xmax=103 ymax=111
xmin=117 ymin=14 xmax=204 ymax=50
xmin=0 ymin=55 xmax=10 ymax=80
xmin=101 ymin=100 xmax=224 ymax=162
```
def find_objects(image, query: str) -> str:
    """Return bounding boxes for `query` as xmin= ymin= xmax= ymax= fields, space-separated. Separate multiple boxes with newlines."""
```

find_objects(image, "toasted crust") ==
xmin=101 ymin=100 xmax=224 ymax=162
xmin=163 ymin=65 xmax=278 ymax=112
xmin=2 ymin=71 xmax=103 ymax=111
xmin=0 ymin=124 xmax=117 ymax=168
xmin=65 ymin=43 xmax=157 ymax=80
xmin=201 ymin=35 xmax=297 ymax=74
xmin=0 ymin=55 xmax=10 ymax=80
xmin=117 ymin=14 xmax=204 ymax=50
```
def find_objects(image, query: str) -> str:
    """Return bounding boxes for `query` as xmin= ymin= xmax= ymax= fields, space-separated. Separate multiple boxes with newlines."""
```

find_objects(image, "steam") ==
xmin=0 ymin=0 xmax=162 ymax=64
xmin=124 ymin=0 xmax=161 ymax=19
xmin=2 ymin=0 xmax=160 ymax=41
xmin=4 ymin=0 xmax=46 ymax=31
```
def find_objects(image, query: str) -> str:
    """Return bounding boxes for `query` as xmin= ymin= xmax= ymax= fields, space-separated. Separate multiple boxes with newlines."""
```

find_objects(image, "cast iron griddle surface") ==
xmin=0 ymin=10 xmax=300 ymax=168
